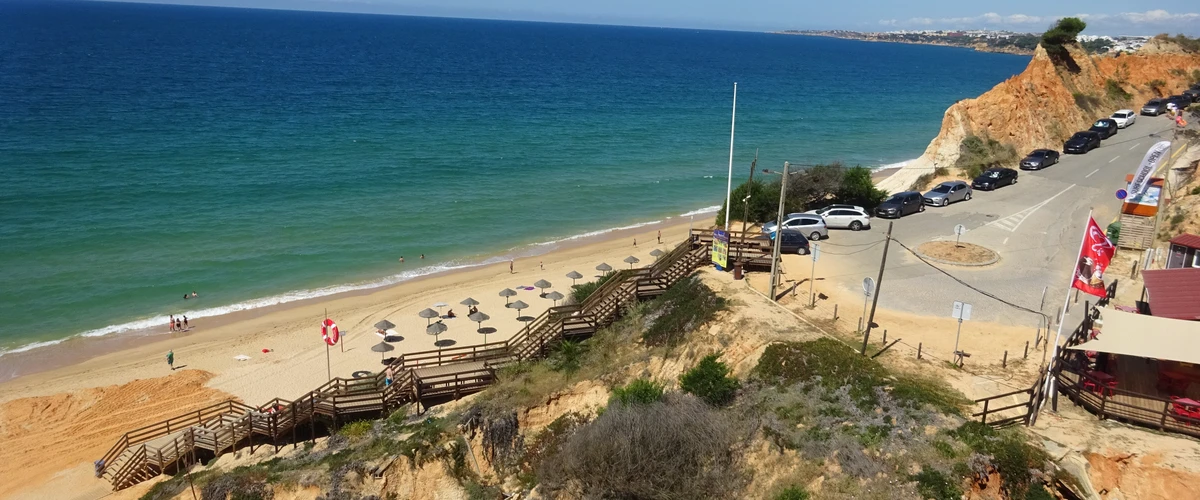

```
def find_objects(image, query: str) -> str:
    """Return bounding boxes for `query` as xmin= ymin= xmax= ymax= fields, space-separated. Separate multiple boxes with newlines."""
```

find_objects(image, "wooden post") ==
xmin=917 ymin=342 xmax=922 ymax=360
xmin=1003 ymin=350 xmax=1008 ymax=368
xmin=881 ymin=329 xmax=887 ymax=344
xmin=1024 ymin=341 xmax=1029 ymax=359
xmin=981 ymin=399 xmax=990 ymax=424
xmin=157 ymin=448 xmax=164 ymax=476
xmin=1160 ymin=400 xmax=1171 ymax=430
xmin=1099 ymin=389 xmax=1108 ymax=418
xmin=833 ymin=304 xmax=838 ymax=321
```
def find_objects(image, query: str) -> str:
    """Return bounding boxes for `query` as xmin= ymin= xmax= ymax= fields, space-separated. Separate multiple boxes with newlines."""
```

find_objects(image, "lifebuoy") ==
xmin=322 ymin=318 xmax=340 ymax=345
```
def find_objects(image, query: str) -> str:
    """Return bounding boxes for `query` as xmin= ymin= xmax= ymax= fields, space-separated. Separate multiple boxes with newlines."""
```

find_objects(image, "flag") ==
xmin=1071 ymin=217 xmax=1115 ymax=297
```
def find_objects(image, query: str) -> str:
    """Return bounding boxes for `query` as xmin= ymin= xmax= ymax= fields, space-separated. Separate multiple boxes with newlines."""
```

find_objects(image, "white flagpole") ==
xmin=724 ymin=82 xmax=737 ymax=231
xmin=1041 ymin=208 xmax=1093 ymax=408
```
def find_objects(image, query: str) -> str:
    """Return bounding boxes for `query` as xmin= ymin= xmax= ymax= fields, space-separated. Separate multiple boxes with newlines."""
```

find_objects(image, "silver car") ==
xmin=762 ymin=215 xmax=828 ymax=241
xmin=923 ymin=181 xmax=972 ymax=207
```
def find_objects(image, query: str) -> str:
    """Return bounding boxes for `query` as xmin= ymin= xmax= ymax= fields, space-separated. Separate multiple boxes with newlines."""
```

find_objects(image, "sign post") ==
xmin=861 ymin=277 xmax=875 ymax=332
xmin=712 ymin=229 xmax=729 ymax=270
xmin=809 ymin=243 xmax=820 ymax=307
xmin=951 ymin=301 xmax=972 ymax=366
xmin=954 ymin=224 xmax=967 ymax=246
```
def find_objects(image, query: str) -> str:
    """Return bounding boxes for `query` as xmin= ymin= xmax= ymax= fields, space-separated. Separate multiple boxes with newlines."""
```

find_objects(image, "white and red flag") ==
xmin=1071 ymin=217 xmax=1115 ymax=297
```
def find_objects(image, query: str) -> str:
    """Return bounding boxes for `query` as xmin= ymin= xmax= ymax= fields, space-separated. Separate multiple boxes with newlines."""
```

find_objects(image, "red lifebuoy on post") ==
xmin=322 ymin=318 xmax=340 ymax=345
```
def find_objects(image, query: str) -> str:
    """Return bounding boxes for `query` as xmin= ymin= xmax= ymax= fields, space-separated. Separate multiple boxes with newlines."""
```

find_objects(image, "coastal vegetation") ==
xmin=715 ymin=163 xmax=888 ymax=224
xmin=1153 ymin=33 xmax=1200 ymax=54
xmin=568 ymin=270 xmax=614 ymax=303
xmin=1040 ymin=17 xmax=1087 ymax=58
xmin=955 ymin=135 xmax=1018 ymax=178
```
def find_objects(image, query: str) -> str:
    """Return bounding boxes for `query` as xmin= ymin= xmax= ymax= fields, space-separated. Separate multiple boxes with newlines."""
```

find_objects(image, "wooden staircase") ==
xmin=98 ymin=235 xmax=712 ymax=491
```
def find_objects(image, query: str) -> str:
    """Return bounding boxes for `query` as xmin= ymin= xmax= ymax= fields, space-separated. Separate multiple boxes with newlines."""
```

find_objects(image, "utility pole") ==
xmin=768 ymin=162 xmax=789 ymax=301
xmin=860 ymin=221 xmax=893 ymax=355
xmin=736 ymin=150 xmax=758 ymax=266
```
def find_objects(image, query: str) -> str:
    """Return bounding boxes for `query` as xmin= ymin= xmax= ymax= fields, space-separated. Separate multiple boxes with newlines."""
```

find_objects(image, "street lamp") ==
xmin=760 ymin=162 xmax=804 ymax=301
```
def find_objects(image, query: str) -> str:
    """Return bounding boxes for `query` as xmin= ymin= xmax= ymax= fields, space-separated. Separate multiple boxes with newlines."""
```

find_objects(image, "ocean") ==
xmin=0 ymin=0 xmax=1029 ymax=356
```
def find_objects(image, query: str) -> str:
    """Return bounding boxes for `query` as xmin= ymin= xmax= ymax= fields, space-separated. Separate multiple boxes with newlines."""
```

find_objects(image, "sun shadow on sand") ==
xmin=476 ymin=327 xmax=497 ymax=335
xmin=517 ymin=316 xmax=535 ymax=322
xmin=384 ymin=335 xmax=403 ymax=342
xmin=434 ymin=339 xmax=457 ymax=347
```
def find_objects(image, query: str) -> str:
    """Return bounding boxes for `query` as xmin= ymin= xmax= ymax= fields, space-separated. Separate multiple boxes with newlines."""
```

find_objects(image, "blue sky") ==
xmin=101 ymin=1 xmax=1200 ymax=35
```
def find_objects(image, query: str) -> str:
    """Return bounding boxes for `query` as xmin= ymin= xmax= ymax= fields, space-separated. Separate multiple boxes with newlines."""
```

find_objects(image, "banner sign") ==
xmin=1072 ymin=217 xmax=1116 ymax=297
xmin=1128 ymin=141 xmax=1171 ymax=198
xmin=712 ymin=230 xmax=729 ymax=269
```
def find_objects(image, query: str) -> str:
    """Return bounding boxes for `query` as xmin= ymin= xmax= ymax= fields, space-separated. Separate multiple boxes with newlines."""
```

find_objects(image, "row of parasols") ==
xmin=367 ymin=254 xmax=665 ymax=361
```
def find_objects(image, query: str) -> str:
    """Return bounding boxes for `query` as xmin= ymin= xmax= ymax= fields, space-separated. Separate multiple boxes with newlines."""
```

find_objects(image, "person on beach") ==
xmin=191 ymin=291 xmax=197 ymax=298
xmin=509 ymin=259 xmax=514 ymax=274
xmin=183 ymin=316 xmax=189 ymax=329
xmin=169 ymin=315 xmax=175 ymax=332
xmin=167 ymin=350 xmax=174 ymax=370
xmin=420 ymin=254 xmax=425 ymax=260
xmin=539 ymin=260 xmax=544 ymax=271
xmin=658 ymin=230 xmax=661 ymax=244
xmin=183 ymin=294 xmax=189 ymax=300
xmin=399 ymin=256 xmax=405 ymax=263
xmin=446 ymin=309 xmax=456 ymax=319
xmin=175 ymin=318 xmax=182 ymax=330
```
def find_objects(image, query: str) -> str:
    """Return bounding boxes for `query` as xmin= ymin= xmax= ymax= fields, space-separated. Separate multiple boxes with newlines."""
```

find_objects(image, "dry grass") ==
xmin=917 ymin=241 xmax=998 ymax=265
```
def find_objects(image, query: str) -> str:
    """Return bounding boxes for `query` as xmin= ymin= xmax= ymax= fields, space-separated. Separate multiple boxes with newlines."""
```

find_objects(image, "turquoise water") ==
xmin=0 ymin=1 xmax=1030 ymax=354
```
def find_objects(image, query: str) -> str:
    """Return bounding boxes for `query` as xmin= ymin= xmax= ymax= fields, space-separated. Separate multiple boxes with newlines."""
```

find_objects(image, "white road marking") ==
xmin=1086 ymin=168 xmax=1100 ymax=178
xmin=982 ymin=184 xmax=1076 ymax=233
xmin=1129 ymin=142 xmax=1142 ymax=151
xmin=1108 ymin=156 xmax=1120 ymax=163
xmin=1003 ymin=237 xmax=1009 ymax=245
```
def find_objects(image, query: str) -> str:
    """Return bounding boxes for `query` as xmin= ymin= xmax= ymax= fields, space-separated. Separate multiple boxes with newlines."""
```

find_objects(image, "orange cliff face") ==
xmin=920 ymin=43 xmax=1200 ymax=169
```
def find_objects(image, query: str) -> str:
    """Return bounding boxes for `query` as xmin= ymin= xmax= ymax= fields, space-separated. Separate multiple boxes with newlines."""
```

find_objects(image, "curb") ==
xmin=914 ymin=245 xmax=1001 ymax=267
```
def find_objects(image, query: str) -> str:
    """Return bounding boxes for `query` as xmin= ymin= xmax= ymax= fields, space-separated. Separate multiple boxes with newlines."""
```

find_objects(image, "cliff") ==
xmin=920 ymin=43 xmax=1200 ymax=174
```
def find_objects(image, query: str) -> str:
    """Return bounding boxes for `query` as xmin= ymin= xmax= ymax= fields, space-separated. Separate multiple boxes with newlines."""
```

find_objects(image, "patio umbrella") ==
xmin=374 ymin=320 xmax=396 ymax=332
xmin=507 ymin=300 xmax=529 ymax=319
xmin=426 ymin=322 xmax=448 ymax=346
xmin=468 ymin=311 xmax=490 ymax=331
xmin=460 ymin=297 xmax=480 ymax=307
xmin=432 ymin=302 xmax=449 ymax=315
xmin=623 ymin=256 xmax=640 ymax=269
xmin=371 ymin=341 xmax=395 ymax=361
xmin=499 ymin=288 xmax=518 ymax=304
xmin=566 ymin=270 xmax=584 ymax=286
xmin=595 ymin=263 xmax=612 ymax=273
xmin=545 ymin=290 xmax=565 ymax=306
xmin=418 ymin=308 xmax=440 ymax=326
xmin=650 ymin=249 xmax=665 ymax=260
xmin=533 ymin=279 xmax=553 ymax=297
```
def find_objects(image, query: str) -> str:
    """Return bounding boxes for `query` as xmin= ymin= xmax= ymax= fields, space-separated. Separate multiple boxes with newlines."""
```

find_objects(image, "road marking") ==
xmin=1129 ymin=142 xmax=1142 ymax=151
xmin=1003 ymin=237 xmax=1009 ymax=245
xmin=1086 ymin=168 xmax=1100 ymax=178
xmin=982 ymin=184 xmax=1076 ymax=233
xmin=1108 ymin=156 xmax=1120 ymax=163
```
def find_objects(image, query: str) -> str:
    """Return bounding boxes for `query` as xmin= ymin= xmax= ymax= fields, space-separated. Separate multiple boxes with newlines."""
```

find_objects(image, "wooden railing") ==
xmin=99 ymin=234 xmax=712 ymax=490
xmin=1056 ymin=364 xmax=1200 ymax=439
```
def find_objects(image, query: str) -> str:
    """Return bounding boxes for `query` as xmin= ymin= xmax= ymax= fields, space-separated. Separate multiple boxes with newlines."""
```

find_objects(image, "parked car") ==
xmin=1020 ymin=149 xmax=1060 ymax=170
xmin=1089 ymin=118 xmax=1118 ymax=139
xmin=801 ymin=204 xmax=865 ymax=218
xmin=874 ymin=191 xmax=924 ymax=218
xmin=815 ymin=207 xmax=872 ymax=231
xmin=971 ymin=168 xmax=1018 ymax=191
xmin=1110 ymin=110 xmax=1137 ymax=128
xmin=1182 ymin=88 xmax=1200 ymax=103
xmin=1141 ymin=99 xmax=1167 ymax=116
xmin=1063 ymin=131 xmax=1101 ymax=154
xmin=761 ymin=215 xmax=828 ymax=241
xmin=922 ymin=181 xmax=972 ymax=207
xmin=763 ymin=229 xmax=811 ymax=255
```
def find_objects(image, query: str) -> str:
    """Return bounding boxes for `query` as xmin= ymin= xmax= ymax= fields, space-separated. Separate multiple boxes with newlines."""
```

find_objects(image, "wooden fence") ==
xmin=98 ymin=236 xmax=711 ymax=490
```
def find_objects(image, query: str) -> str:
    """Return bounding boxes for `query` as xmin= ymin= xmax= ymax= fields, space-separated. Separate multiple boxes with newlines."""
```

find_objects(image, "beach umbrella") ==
xmin=545 ymin=290 xmax=565 ymax=306
xmin=374 ymin=320 xmax=396 ymax=332
xmin=371 ymin=341 xmax=395 ymax=361
xmin=533 ymin=279 xmax=553 ymax=297
xmin=468 ymin=311 xmax=490 ymax=331
xmin=499 ymin=288 xmax=518 ymax=304
xmin=623 ymin=256 xmax=640 ymax=269
xmin=650 ymin=249 xmax=665 ymax=260
xmin=566 ymin=271 xmax=584 ymax=286
xmin=595 ymin=263 xmax=612 ymax=273
xmin=432 ymin=302 xmax=449 ymax=315
xmin=460 ymin=297 xmax=480 ymax=308
xmin=507 ymin=300 xmax=529 ymax=319
xmin=418 ymin=308 xmax=439 ymax=326
xmin=426 ymin=322 xmax=448 ymax=346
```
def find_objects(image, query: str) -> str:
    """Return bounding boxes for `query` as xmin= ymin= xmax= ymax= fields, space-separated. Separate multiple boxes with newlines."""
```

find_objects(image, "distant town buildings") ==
xmin=776 ymin=29 xmax=1155 ymax=55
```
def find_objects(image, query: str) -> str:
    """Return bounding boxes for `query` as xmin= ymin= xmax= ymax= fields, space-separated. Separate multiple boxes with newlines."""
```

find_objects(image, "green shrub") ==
xmin=1190 ymin=186 xmax=1200 ymax=196
xmin=1081 ymin=38 xmax=1114 ymax=54
xmin=715 ymin=178 xmax=781 ymax=225
xmin=1041 ymin=17 xmax=1087 ymax=55
xmin=680 ymin=353 xmax=740 ymax=407
xmin=909 ymin=172 xmax=937 ymax=192
xmin=1148 ymin=79 xmax=1167 ymax=96
xmin=1171 ymin=213 xmax=1186 ymax=228
xmin=891 ymin=373 xmax=970 ymax=416
xmin=956 ymin=135 xmax=1017 ymax=178
xmin=836 ymin=165 xmax=889 ymax=209
xmin=570 ymin=271 xmax=614 ymax=304
xmin=339 ymin=420 xmax=374 ymax=439
xmin=950 ymin=422 xmax=1048 ymax=497
xmin=611 ymin=378 xmax=665 ymax=406
xmin=773 ymin=486 xmax=811 ymax=500
xmin=642 ymin=274 xmax=724 ymax=347
xmin=909 ymin=468 xmax=964 ymax=500
xmin=1105 ymin=79 xmax=1132 ymax=101
xmin=548 ymin=340 xmax=586 ymax=374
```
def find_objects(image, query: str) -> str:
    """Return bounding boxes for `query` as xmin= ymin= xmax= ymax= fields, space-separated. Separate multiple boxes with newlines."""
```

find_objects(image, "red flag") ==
xmin=1072 ymin=217 xmax=1115 ymax=297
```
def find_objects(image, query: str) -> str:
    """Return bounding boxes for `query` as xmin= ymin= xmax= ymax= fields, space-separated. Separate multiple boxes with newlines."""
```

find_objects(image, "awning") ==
xmin=1067 ymin=308 xmax=1200 ymax=364
xmin=1143 ymin=268 xmax=1200 ymax=320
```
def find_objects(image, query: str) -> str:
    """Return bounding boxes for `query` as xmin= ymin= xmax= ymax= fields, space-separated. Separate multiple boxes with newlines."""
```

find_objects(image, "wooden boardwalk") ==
xmin=97 ymin=235 xmax=711 ymax=491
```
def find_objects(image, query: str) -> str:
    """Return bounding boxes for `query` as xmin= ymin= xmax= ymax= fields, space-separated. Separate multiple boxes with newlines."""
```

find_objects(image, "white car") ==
xmin=801 ymin=205 xmax=870 ymax=231
xmin=762 ymin=215 xmax=828 ymax=240
xmin=800 ymin=204 xmax=865 ymax=218
xmin=1111 ymin=109 xmax=1136 ymax=128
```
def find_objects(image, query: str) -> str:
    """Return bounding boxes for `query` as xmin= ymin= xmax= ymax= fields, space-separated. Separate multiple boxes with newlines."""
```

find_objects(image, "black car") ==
xmin=1184 ymin=88 xmax=1200 ymax=103
xmin=1141 ymin=99 xmax=1167 ymax=116
xmin=1089 ymin=118 xmax=1118 ymax=139
xmin=971 ymin=168 xmax=1018 ymax=191
xmin=874 ymin=191 xmax=924 ymax=218
xmin=765 ymin=229 xmax=811 ymax=255
xmin=1063 ymin=131 xmax=1101 ymax=154
xmin=1168 ymin=95 xmax=1192 ymax=111
xmin=1020 ymin=149 xmax=1060 ymax=170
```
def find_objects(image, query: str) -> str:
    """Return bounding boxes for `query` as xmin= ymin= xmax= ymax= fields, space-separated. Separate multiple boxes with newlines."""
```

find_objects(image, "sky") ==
xmin=96 ymin=0 xmax=1200 ymax=35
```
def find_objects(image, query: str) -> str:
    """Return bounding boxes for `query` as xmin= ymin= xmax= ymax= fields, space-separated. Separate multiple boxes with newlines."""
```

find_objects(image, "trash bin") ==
xmin=1106 ymin=221 xmax=1120 ymax=242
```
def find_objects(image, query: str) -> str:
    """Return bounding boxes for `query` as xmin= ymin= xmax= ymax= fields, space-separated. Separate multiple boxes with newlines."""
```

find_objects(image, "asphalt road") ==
xmin=796 ymin=114 xmax=1186 ymax=327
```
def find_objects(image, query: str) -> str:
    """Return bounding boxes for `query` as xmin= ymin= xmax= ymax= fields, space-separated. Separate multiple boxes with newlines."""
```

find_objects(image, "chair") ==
xmin=1082 ymin=379 xmax=1099 ymax=394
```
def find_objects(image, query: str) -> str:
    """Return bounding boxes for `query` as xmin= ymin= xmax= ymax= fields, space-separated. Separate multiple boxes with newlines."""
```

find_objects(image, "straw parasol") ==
xmin=374 ymin=320 xmax=396 ymax=331
xmin=468 ymin=311 xmax=490 ymax=331
xmin=623 ymin=256 xmax=640 ymax=269
xmin=418 ymin=308 xmax=439 ymax=326
xmin=650 ymin=249 xmax=665 ymax=260
xmin=371 ymin=341 xmax=395 ymax=361
xmin=566 ymin=270 xmax=584 ymax=286
xmin=507 ymin=300 xmax=529 ymax=319
xmin=595 ymin=263 xmax=612 ymax=273
xmin=460 ymin=297 xmax=480 ymax=307
xmin=533 ymin=279 xmax=553 ymax=297
xmin=499 ymin=288 xmax=518 ymax=304
xmin=426 ymin=322 xmax=448 ymax=346
xmin=545 ymin=290 xmax=565 ymax=306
